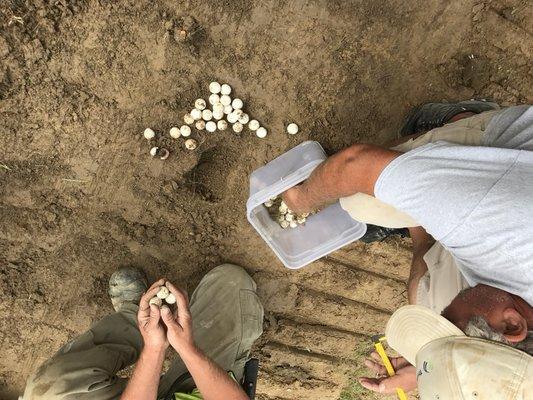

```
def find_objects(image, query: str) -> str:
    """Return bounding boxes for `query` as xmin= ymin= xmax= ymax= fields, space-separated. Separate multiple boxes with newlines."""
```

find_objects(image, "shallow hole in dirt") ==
xmin=182 ymin=146 xmax=236 ymax=203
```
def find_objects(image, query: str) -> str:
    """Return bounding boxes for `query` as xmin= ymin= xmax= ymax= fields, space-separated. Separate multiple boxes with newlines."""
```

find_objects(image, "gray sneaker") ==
xmin=108 ymin=267 xmax=148 ymax=312
xmin=400 ymin=99 xmax=500 ymax=136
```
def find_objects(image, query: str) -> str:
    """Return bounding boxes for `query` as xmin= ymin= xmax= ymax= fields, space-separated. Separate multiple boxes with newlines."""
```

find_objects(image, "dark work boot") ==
xmin=108 ymin=267 xmax=148 ymax=312
xmin=360 ymin=225 xmax=409 ymax=243
xmin=400 ymin=99 xmax=499 ymax=136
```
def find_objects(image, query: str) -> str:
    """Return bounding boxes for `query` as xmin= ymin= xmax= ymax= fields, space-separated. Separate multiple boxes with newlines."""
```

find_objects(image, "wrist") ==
xmin=292 ymin=185 xmax=313 ymax=212
xmin=177 ymin=342 xmax=202 ymax=361
xmin=142 ymin=343 xmax=167 ymax=359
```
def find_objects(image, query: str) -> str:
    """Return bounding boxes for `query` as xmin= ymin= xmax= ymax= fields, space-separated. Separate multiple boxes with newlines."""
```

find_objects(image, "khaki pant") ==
xmin=340 ymin=109 xmax=502 ymax=228
xmin=22 ymin=264 xmax=264 ymax=400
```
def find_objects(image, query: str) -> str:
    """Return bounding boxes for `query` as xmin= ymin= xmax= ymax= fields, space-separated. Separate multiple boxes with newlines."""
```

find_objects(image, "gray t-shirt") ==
xmin=374 ymin=106 xmax=533 ymax=305
xmin=483 ymin=105 xmax=533 ymax=150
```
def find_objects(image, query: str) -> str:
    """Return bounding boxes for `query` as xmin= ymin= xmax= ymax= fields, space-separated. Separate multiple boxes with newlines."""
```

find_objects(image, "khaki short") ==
xmin=340 ymin=110 xmax=501 ymax=313
xmin=416 ymin=242 xmax=470 ymax=313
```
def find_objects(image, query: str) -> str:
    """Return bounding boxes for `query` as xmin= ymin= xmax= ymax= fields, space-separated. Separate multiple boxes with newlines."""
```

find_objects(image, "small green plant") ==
xmin=339 ymin=341 xmax=381 ymax=400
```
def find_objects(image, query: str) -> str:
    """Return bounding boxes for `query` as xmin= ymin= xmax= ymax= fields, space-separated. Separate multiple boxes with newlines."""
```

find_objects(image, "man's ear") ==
xmin=502 ymin=308 xmax=528 ymax=343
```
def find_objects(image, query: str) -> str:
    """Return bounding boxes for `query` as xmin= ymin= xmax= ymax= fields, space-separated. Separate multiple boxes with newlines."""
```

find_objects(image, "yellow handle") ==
xmin=396 ymin=388 xmax=408 ymax=400
xmin=374 ymin=341 xmax=408 ymax=400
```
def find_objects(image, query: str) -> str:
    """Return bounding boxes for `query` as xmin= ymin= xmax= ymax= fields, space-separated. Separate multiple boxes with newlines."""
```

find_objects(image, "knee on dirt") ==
xmin=205 ymin=263 xmax=257 ymax=291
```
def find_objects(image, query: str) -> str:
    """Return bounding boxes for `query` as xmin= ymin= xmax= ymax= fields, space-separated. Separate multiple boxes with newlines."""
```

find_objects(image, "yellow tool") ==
xmin=371 ymin=335 xmax=408 ymax=400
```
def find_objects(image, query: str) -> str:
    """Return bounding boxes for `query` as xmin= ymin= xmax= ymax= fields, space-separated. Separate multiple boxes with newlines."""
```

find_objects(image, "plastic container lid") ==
xmin=247 ymin=141 xmax=367 ymax=269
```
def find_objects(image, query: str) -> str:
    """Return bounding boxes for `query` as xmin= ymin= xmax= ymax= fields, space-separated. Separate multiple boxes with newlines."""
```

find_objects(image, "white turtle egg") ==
xmin=256 ymin=127 xmax=267 ymax=138
xmin=280 ymin=220 xmax=290 ymax=229
xmin=213 ymin=103 xmax=224 ymax=113
xmin=143 ymin=128 xmax=155 ymax=140
xmin=232 ymin=122 xmax=243 ymax=133
xmin=220 ymin=95 xmax=232 ymax=106
xmin=185 ymin=138 xmax=198 ymax=150
xmin=150 ymin=147 xmax=159 ymax=157
xmin=287 ymin=123 xmax=299 ymax=135
xmin=202 ymin=109 xmax=213 ymax=121
xmin=191 ymin=108 xmax=202 ymax=120
xmin=238 ymin=113 xmax=250 ymax=124
xmin=206 ymin=121 xmax=217 ymax=132
xmin=209 ymin=81 xmax=221 ymax=94
xmin=289 ymin=220 xmax=298 ymax=228
xmin=156 ymin=286 xmax=170 ymax=299
xmin=169 ymin=127 xmax=181 ymax=139
xmin=277 ymin=215 xmax=286 ymax=224
xmin=285 ymin=213 xmax=294 ymax=222
xmin=194 ymin=99 xmax=206 ymax=110
xmin=217 ymin=120 xmax=228 ymax=130
xmin=231 ymin=98 xmax=243 ymax=109
xmin=227 ymin=113 xmax=239 ymax=124
xmin=234 ymin=109 xmax=244 ymax=118
xmin=297 ymin=216 xmax=307 ymax=224
xmin=149 ymin=297 xmax=163 ymax=307
xmin=208 ymin=93 xmax=220 ymax=105
xmin=264 ymin=200 xmax=273 ymax=207
xmin=195 ymin=120 xmax=206 ymax=130
xmin=165 ymin=293 xmax=176 ymax=304
xmin=220 ymin=84 xmax=231 ymax=95
xmin=248 ymin=120 xmax=260 ymax=131
xmin=223 ymin=105 xmax=233 ymax=114
xmin=183 ymin=113 xmax=194 ymax=125
xmin=180 ymin=125 xmax=191 ymax=137
xmin=213 ymin=110 xmax=224 ymax=120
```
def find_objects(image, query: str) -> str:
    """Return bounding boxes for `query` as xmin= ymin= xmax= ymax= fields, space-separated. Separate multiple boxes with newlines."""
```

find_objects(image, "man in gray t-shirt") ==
xmin=282 ymin=105 xmax=533 ymax=393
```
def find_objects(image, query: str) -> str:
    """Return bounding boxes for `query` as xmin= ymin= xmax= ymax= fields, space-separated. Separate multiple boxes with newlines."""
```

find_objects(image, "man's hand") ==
xmin=359 ymin=352 xmax=417 ymax=394
xmin=160 ymin=282 xmax=195 ymax=355
xmin=282 ymin=185 xmax=313 ymax=214
xmin=138 ymin=279 xmax=169 ymax=352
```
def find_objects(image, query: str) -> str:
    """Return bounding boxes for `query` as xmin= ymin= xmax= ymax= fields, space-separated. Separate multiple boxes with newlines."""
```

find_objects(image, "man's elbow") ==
xmin=341 ymin=144 xmax=376 ymax=164
xmin=333 ymin=143 xmax=402 ymax=196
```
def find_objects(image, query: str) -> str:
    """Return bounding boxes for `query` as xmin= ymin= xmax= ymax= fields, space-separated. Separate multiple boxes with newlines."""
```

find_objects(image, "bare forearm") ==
xmin=120 ymin=347 xmax=165 ymax=400
xmin=285 ymin=144 xmax=401 ymax=213
xmin=181 ymin=345 xmax=248 ymax=400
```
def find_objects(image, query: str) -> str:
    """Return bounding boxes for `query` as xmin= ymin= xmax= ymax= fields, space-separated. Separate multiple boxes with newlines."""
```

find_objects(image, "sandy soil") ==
xmin=1 ymin=0 xmax=531 ymax=399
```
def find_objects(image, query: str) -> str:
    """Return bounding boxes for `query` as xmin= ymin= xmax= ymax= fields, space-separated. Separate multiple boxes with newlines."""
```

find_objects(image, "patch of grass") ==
xmin=339 ymin=341 xmax=381 ymax=400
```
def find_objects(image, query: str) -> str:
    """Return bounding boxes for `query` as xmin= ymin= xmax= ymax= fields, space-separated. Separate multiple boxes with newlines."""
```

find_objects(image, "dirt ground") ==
xmin=0 ymin=0 xmax=531 ymax=399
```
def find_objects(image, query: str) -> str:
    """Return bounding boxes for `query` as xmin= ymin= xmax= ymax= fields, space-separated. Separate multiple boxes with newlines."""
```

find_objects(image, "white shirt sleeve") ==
xmin=374 ymin=141 xmax=519 ymax=242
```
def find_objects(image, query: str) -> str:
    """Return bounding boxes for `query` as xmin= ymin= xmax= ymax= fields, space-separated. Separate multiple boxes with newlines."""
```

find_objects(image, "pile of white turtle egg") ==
xmin=142 ymin=81 xmax=300 ymax=157
xmin=149 ymin=285 xmax=176 ymax=307
xmin=173 ymin=81 xmax=270 ymax=143
xmin=264 ymin=195 xmax=310 ymax=229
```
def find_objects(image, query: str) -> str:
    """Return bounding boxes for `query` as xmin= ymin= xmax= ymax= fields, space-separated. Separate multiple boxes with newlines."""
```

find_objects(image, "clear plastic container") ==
xmin=246 ymin=141 xmax=367 ymax=269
